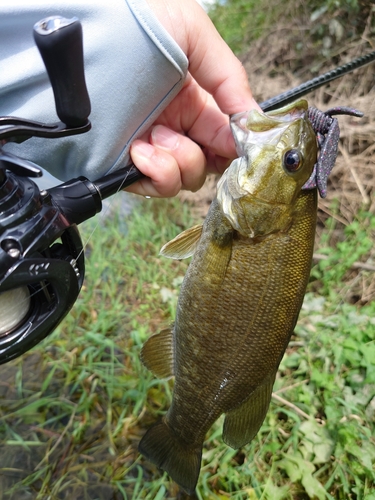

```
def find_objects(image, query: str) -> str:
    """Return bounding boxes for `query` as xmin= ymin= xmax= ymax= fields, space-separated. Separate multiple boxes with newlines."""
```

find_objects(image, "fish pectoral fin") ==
xmin=223 ymin=375 xmax=275 ymax=449
xmin=160 ymin=224 xmax=203 ymax=259
xmin=140 ymin=327 xmax=174 ymax=378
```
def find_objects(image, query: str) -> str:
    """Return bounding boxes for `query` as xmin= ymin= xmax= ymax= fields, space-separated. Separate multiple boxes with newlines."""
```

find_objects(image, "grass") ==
xmin=0 ymin=191 xmax=374 ymax=499
xmin=207 ymin=0 xmax=371 ymax=56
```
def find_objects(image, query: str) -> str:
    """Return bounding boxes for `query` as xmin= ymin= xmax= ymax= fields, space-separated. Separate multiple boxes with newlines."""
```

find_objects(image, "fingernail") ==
xmin=132 ymin=142 xmax=155 ymax=159
xmin=152 ymin=125 xmax=179 ymax=150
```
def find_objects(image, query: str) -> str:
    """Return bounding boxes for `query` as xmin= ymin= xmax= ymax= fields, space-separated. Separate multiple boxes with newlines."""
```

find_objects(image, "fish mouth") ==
xmin=230 ymin=102 xmax=308 ymax=156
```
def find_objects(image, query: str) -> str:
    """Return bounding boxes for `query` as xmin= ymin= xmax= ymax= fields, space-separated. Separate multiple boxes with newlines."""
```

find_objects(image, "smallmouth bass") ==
xmin=139 ymin=100 xmax=319 ymax=494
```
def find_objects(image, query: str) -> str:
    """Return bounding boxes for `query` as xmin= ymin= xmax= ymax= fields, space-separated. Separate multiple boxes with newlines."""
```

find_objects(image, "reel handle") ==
xmin=33 ymin=16 xmax=91 ymax=128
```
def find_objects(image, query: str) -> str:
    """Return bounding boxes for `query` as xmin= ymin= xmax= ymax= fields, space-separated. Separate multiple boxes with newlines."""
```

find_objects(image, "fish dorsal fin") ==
xmin=160 ymin=224 xmax=203 ymax=260
xmin=140 ymin=327 xmax=174 ymax=379
xmin=223 ymin=374 xmax=275 ymax=449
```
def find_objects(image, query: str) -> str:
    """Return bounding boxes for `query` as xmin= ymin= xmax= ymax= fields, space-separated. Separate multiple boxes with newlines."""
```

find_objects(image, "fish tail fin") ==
xmin=139 ymin=420 xmax=202 ymax=494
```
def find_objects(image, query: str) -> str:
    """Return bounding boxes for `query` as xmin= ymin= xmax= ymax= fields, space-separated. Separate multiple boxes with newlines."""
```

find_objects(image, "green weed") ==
xmin=311 ymin=211 xmax=375 ymax=303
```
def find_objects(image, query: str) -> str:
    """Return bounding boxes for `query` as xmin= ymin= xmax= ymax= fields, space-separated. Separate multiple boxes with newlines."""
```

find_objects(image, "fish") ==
xmin=138 ymin=99 xmax=319 ymax=494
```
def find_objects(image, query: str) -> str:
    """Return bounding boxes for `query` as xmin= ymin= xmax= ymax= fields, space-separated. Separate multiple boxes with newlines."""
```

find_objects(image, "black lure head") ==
xmin=302 ymin=106 xmax=364 ymax=198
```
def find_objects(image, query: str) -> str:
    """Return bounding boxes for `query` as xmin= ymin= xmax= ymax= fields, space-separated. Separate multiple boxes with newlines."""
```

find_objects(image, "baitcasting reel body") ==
xmin=0 ymin=15 xmax=374 ymax=365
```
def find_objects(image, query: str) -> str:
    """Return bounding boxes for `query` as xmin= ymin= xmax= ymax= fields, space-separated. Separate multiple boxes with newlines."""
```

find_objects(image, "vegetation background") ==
xmin=0 ymin=0 xmax=374 ymax=499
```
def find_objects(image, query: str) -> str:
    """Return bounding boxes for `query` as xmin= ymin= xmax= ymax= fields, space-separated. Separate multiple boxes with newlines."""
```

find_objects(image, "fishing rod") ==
xmin=0 ymin=16 xmax=374 ymax=364
xmin=260 ymin=50 xmax=375 ymax=111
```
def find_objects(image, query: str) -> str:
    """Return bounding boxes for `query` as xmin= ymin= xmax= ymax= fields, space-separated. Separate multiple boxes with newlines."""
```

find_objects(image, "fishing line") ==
xmin=75 ymin=166 xmax=134 ymax=262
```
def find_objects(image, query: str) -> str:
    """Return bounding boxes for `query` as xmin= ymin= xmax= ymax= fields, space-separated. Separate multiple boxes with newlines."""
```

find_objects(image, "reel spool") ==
xmin=0 ymin=288 xmax=30 ymax=336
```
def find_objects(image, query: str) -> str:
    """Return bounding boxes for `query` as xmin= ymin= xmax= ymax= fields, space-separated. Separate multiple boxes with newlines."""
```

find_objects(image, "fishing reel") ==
xmin=0 ymin=16 xmax=143 ymax=364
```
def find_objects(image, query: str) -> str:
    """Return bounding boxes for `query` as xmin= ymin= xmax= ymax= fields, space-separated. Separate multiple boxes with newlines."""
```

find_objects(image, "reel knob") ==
xmin=33 ymin=16 xmax=91 ymax=127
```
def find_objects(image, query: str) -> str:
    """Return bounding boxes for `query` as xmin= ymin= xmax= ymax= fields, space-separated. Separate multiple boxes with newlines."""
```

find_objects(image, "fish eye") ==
xmin=283 ymin=149 xmax=302 ymax=173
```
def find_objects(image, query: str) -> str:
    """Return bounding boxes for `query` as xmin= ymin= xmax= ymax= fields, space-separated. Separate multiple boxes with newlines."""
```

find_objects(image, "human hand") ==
xmin=128 ymin=0 xmax=260 ymax=197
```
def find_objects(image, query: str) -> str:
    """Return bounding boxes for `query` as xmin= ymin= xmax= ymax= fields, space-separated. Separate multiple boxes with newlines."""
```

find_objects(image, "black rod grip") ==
xmin=33 ymin=16 xmax=91 ymax=127
xmin=94 ymin=163 xmax=146 ymax=199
